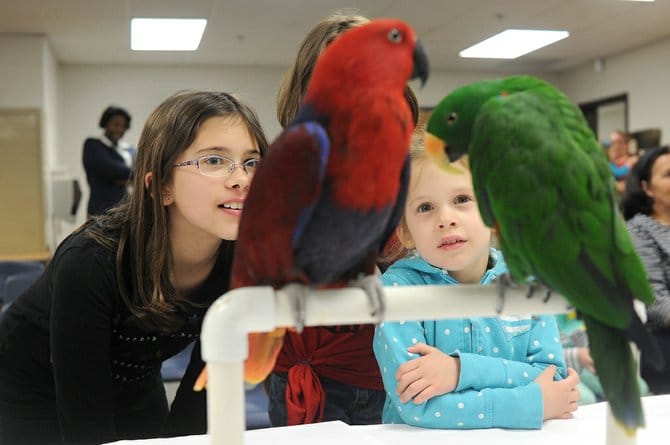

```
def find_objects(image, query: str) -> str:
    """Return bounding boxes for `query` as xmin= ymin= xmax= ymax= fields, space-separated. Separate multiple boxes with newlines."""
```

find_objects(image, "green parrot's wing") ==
xmin=469 ymin=85 xmax=653 ymax=329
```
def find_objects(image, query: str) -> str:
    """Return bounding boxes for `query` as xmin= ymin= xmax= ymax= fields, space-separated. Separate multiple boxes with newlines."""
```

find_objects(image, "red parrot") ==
xmin=234 ymin=19 xmax=429 ymax=384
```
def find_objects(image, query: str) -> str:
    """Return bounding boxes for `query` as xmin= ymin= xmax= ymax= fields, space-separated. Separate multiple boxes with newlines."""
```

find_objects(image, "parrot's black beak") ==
xmin=411 ymin=40 xmax=429 ymax=88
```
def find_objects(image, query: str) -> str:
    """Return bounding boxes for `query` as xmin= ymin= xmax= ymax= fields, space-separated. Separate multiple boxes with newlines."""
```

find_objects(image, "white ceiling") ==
xmin=2 ymin=0 xmax=670 ymax=72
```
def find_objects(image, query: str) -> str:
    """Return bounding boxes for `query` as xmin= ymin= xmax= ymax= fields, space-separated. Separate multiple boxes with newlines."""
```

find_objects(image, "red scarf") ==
xmin=273 ymin=324 xmax=383 ymax=425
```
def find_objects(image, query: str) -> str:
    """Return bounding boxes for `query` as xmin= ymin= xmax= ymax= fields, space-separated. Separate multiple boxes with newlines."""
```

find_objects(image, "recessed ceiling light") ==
xmin=459 ymin=29 xmax=570 ymax=59
xmin=131 ymin=18 xmax=207 ymax=51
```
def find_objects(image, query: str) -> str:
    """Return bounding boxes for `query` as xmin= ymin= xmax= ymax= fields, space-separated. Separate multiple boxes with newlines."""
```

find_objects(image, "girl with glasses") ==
xmin=0 ymin=91 xmax=268 ymax=444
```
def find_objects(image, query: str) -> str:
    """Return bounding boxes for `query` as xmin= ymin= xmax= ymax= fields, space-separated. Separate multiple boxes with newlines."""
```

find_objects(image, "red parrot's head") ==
xmin=306 ymin=18 xmax=429 ymax=99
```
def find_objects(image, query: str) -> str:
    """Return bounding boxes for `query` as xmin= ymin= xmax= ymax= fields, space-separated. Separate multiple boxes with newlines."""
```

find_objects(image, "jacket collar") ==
xmin=391 ymin=248 xmax=507 ymax=285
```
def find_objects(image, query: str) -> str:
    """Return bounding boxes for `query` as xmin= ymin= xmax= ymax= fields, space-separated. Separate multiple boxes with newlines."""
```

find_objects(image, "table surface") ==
xmin=108 ymin=394 xmax=670 ymax=445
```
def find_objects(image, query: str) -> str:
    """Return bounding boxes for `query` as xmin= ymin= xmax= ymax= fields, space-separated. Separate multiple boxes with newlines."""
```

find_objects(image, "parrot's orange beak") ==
xmin=424 ymin=132 xmax=465 ymax=174
xmin=244 ymin=329 xmax=287 ymax=384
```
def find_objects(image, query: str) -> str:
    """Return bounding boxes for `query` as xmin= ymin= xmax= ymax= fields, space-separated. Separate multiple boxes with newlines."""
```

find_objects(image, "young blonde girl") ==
xmin=374 ymin=147 xmax=580 ymax=429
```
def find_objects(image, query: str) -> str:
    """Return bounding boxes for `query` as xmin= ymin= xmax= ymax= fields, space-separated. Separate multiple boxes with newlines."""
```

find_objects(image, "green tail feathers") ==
xmin=584 ymin=315 xmax=644 ymax=433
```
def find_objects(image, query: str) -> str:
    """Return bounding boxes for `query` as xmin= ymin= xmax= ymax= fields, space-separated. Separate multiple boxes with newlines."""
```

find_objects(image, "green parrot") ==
xmin=424 ymin=75 xmax=662 ymax=434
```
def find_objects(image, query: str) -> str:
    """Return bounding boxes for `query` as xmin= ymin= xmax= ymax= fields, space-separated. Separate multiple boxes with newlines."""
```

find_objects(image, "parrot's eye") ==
xmin=388 ymin=28 xmax=402 ymax=43
xmin=447 ymin=112 xmax=458 ymax=125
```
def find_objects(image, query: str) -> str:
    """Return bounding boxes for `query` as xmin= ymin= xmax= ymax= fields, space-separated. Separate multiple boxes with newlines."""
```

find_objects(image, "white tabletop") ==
xmin=109 ymin=394 xmax=670 ymax=445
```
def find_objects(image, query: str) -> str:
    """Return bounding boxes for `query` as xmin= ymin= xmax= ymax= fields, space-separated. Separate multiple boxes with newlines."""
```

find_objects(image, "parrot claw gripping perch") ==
xmin=492 ymin=273 xmax=518 ymax=314
xmin=494 ymin=273 xmax=554 ymax=314
xmin=526 ymin=280 xmax=553 ymax=303
xmin=283 ymin=283 xmax=310 ymax=333
xmin=350 ymin=273 xmax=387 ymax=322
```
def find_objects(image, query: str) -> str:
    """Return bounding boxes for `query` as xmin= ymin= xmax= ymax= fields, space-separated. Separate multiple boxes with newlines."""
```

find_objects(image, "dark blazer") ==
xmin=82 ymin=137 xmax=132 ymax=216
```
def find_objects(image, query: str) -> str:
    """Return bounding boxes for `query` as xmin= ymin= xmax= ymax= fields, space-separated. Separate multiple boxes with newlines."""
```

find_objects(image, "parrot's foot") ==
xmin=350 ymin=273 xmax=386 ymax=322
xmin=526 ymin=280 xmax=552 ymax=303
xmin=492 ymin=273 xmax=518 ymax=314
xmin=282 ymin=283 xmax=310 ymax=333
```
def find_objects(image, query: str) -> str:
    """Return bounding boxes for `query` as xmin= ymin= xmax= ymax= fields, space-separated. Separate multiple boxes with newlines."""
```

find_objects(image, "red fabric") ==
xmin=273 ymin=324 xmax=383 ymax=425
xmin=284 ymin=362 xmax=325 ymax=425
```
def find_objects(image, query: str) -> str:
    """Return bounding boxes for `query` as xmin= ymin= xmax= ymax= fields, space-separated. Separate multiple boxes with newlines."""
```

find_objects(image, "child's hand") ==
xmin=395 ymin=343 xmax=460 ymax=404
xmin=577 ymin=347 xmax=596 ymax=374
xmin=536 ymin=365 xmax=580 ymax=420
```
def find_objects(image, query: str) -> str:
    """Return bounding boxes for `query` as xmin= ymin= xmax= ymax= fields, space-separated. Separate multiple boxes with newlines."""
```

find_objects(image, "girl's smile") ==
xmin=218 ymin=199 xmax=245 ymax=215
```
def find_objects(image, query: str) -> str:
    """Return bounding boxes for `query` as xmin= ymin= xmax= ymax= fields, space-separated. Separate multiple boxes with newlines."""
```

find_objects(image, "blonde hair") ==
xmin=378 ymin=143 xmax=428 ymax=267
xmin=276 ymin=11 xmax=419 ymax=128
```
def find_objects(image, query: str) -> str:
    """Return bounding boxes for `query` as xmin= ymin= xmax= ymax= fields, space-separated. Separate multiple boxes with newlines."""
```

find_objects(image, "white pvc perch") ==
xmin=201 ymin=284 xmax=638 ymax=445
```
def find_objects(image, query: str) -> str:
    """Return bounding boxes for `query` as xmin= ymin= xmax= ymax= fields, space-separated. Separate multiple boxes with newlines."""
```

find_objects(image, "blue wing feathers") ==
xmin=291 ymin=122 xmax=330 ymax=248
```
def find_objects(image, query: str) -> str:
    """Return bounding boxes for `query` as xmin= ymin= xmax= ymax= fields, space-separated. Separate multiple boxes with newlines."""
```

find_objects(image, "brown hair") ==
xmin=276 ymin=12 xmax=419 ymax=128
xmin=86 ymin=91 xmax=268 ymax=330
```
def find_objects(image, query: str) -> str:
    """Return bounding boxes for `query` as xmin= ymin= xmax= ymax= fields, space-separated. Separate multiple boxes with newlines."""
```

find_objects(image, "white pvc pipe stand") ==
xmin=201 ymin=284 xmax=639 ymax=445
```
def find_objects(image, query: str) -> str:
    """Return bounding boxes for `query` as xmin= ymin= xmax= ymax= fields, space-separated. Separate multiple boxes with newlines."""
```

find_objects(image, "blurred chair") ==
xmin=0 ymin=261 xmax=44 ymax=312
xmin=5 ymin=269 xmax=43 ymax=301
xmin=631 ymin=128 xmax=661 ymax=151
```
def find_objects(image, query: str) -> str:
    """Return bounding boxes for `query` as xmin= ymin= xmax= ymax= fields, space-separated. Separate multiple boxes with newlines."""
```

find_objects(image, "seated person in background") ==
xmin=83 ymin=105 xmax=136 ymax=216
xmin=374 ymin=146 xmax=580 ymax=429
xmin=557 ymin=311 xmax=648 ymax=404
xmin=622 ymin=145 xmax=670 ymax=394
xmin=605 ymin=130 xmax=639 ymax=195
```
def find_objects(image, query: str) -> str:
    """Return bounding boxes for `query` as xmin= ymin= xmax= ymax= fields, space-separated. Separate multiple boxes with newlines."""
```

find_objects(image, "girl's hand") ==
xmin=395 ymin=343 xmax=460 ymax=404
xmin=536 ymin=366 xmax=580 ymax=420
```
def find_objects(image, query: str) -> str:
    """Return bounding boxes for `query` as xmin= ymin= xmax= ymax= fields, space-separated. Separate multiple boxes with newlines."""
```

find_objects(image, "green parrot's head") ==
xmin=424 ymin=79 xmax=504 ymax=173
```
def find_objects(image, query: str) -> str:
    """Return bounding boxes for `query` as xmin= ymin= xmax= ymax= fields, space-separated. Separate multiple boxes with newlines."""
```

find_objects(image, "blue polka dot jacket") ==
xmin=373 ymin=248 xmax=567 ymax=429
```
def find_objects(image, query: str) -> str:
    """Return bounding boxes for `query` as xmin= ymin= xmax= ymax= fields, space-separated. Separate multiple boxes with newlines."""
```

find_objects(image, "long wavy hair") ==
xmin=85 ymin=91 xmax=268 ymax=330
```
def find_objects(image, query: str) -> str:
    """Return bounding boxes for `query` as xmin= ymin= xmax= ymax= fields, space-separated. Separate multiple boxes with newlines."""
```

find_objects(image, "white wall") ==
xmin=4 ymin=32 xmax=670 ymax=250
xmin=0 ymin=36 xmax=44 ymax=108
xmin=41 ymin=38 xmax=60 ymax=247
xmin=557 ymin=35 xmax=670 ymax=145
xmin=411 ymin=71 xmax=560 ymax=108
xmin=58 ymin=64 xmax=285 ymax=226
xmin=58 ymin=64 xmax=557 ymax=229
xmin=0 ymin=35 xmax=60 ymax=250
